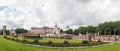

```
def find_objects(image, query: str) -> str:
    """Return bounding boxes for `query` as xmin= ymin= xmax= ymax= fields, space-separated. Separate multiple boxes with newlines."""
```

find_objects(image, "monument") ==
xmin=3 ymin=25 xmax=6 ymax=36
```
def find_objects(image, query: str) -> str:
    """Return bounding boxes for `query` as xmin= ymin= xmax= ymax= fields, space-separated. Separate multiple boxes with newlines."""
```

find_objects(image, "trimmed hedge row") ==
xmin=39 ymin=41 xmax=109 ymax=47
xmin=4 ymin=36 xmax=110 ymax=47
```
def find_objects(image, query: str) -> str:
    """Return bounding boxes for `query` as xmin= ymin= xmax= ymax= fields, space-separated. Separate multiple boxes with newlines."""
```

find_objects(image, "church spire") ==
xmin=55 ymin=21 xmax=58 ymax=27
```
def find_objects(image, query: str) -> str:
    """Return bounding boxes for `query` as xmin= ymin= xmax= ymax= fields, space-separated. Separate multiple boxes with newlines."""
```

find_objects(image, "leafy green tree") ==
xmin=60 ymin=29 xmax=63 ymax=33
xmin=86 ymin=26 xmax=95 ymax=33
xmin=15 ymin=28 xmax=28 ymax=34
xmin=78 ymin=27 xmax=87 ymax=34
xmin=66 ymin=28 xmax=73 ymax=34
xmin=0 ymin=30 xmax=10 ymax=35
xmin=73 ymin=29 xmax=79 ymax=35
xmin=65 ymin=21 xmax=120 ymax=35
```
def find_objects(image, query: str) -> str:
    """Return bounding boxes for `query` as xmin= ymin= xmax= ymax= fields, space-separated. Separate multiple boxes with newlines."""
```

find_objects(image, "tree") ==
xmin=60 ymin=29 xmax=63 ymax=33
xmin=66 ymin=28 xmax=73 ymax=34
xmin=86 ymin=26 xmax=95 ymax=33
xmin=0 ymin=30 xmax=10 ymax=35
xmin=73 ymin=29 xmax=79 ymax=35
xmin=78 ymin=27 xmax=87 ymax=34
xmin=15 ymin=28 xmax=28 ymax=34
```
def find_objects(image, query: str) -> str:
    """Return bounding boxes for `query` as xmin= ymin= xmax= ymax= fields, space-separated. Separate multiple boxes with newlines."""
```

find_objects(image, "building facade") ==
xmin=3 ymin=25 xmax=6 ymax=36
xmin=28 ymin=21 xmax=60 ymax=35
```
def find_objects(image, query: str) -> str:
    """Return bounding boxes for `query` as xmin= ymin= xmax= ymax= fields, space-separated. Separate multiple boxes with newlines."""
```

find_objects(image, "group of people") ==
xmin=73 ymin=35 xmax=120 ymax=42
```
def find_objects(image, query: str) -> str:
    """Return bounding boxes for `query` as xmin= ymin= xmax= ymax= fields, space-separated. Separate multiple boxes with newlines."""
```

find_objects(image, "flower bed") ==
xmin=38 ymin=41 xmax=109 ymax=47
xmin=4 ymin=36 xmax=110 ymax=47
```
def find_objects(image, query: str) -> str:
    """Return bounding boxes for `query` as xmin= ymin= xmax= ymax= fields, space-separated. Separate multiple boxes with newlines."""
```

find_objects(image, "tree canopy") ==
xmin=0 ymin=30 xmax=10 ymax=35
xmin=65 ymin=21 xmax=120 ymax=35
xmin=15 ymin=28 xmax=28 ymax=34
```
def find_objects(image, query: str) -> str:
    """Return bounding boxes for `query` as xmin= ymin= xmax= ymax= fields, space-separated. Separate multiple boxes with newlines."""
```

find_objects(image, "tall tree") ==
xmin=78 ymin=27 xmax=87 ymax=34
xmin=73 ymin=29 xmax=79 ymax=35
xmin=0 ymin=30 xmax=10 ymax=35
xmin=66 ymin=28 xmax=73 ymax=34
xmin=60 ymin=29 xmax=63 ymax=33
xmin=15 ymin=28 xmax=28 ymax=34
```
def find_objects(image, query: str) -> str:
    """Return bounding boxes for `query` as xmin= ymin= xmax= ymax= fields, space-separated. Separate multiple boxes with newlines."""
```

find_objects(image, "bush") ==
xmin=4 ymin=36 xmax=110 ymax=47
xmin=82 ymin=40 xmax=89 ymax=44
xmin=48 ymin=40 xmax=53 ymax=44
xmin=14 ymin=38 xmax=19 ymax=42
xmin=39 ymin=42 xmax=46 ymax=45
xmin=70 ymin=43 xmax=80 ymax=47
xmin=4 ymin=36 xmax=10 ymax=40
xmin=11 ymin=38 xmax=15 ymax=41
xmin=63 ymin=40 xmax=69 ymax=44
xmin=22 ymin=39 xmax=27 ymax=43
xmin=26 ymin=41 xmax=34 ymax=44
xmin=34 ymin=39 xmax=39 ymax=44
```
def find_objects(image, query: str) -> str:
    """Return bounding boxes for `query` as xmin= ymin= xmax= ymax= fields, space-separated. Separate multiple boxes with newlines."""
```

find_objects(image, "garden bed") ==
xmin=4 ymin=36 xmax=111 ymax=48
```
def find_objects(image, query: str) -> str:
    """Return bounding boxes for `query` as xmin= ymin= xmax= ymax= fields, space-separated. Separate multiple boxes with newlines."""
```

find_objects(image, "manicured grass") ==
xmin=40 ymin=38 xmax=81 ymax=43
xmin=0 ymin=35 xmax=120 ymax=51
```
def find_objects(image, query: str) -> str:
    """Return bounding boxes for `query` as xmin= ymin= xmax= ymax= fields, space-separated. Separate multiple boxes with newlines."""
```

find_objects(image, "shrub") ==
xmin=14 ymin=38 xmax=19 ymax=42
xmin=22 ymin=39 xmax=27 ymax=43
xmin=70 ymin=43 xmax=80 ymax=47
xmin=39 ymin=42 xmax=46 ymax=45
xmin=48 ymin=40 xmax=53 ymax=44
xmin=82 ymin=40 xmax=89 ymax=44
xmin=11 ymin=38 xmax=15 ymax=41
xmin=26 ymin=41 xmax=34 ymax=44
xmin=63 ymin=40 xmax=69 ymax=44
xmin=4 ymin=36 xmax=110 ymax=47
xmin=39 ymin=40 xmax=110 ymax=47
xmin=34 ymin=39 xmax=39 ymax=44
xmin=4 ymin=36 xmax=10 ymax=40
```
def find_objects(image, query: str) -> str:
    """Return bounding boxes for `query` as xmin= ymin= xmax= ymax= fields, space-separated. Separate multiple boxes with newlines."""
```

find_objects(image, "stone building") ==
xmin=28 ymin=21 xmax=60 ymax=35
xmin=10 ymin=29 xmax=16 ymax=35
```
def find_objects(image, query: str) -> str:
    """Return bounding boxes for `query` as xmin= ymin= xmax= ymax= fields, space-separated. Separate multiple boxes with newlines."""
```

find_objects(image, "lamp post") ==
xmin=104 ymin=29 xmax=106 ymax=36
xmin=109 ymin=30 xmax=111 ymax=36
xmin=109 ymin=26 xmax=111 ymax=36
xmin=100 ymin=30 xmax=101 ymax=36
xmin=114 ymin=29 xmax=116 ymax=36
xmin=114 ymin=29 xmax=117 ymax=42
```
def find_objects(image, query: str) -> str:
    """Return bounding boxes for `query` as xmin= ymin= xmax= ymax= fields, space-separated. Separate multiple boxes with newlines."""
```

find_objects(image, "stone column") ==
xmin=3 ymin=25 xmax=6 ymax=36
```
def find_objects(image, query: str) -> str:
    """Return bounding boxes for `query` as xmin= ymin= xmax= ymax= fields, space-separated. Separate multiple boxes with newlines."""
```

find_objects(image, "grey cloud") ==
xmin=1 ymin=0 xmax=120 ymax=29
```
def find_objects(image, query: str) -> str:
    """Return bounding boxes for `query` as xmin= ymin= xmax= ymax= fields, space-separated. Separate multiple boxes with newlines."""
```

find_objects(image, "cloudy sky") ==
xmin=0 ymin=0 xmax=120 ymax=30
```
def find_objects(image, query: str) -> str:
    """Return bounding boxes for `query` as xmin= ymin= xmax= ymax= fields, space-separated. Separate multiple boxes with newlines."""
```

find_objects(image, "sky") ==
xmin=0 ymin=0 xmax=120 ymax=30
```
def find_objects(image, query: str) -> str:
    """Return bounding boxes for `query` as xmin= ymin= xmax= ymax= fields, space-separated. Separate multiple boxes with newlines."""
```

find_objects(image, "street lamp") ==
xmin=114 ymin=29 xmax=116 ymax=36
xmin=109 ymin=30 xmax=111 ymax=36
xmin=99 ymin=30 xmax=101 ymax=35
xmin=104 ymin=29 xmax=106 ymax=36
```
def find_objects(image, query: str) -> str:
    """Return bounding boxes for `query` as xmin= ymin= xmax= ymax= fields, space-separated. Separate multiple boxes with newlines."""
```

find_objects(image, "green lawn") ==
xmin=6 ymin=36 xmax=81 ymax=43
xmin=0 ymin=36 xmax=120 ymax=51
xmin=40 ymin=38 xmax=81 ymax=43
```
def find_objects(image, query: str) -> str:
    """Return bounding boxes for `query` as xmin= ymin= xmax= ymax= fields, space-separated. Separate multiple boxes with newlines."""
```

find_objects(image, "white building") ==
xmin=10 ymin=29 xmax=16 ymax=35
xmin=28 ymin=21 xmax=60 ymax=35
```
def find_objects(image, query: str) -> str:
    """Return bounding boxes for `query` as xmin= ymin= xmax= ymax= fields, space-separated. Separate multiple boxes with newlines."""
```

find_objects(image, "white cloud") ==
xmin=0 ymin=0 xmax=120 ymax=30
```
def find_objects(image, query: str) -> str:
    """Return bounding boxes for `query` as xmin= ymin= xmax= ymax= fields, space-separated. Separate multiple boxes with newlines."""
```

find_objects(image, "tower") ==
xmin=54 ymin=21 xmax=60 ymax=34
xmin=55 ymin=21 xmax=58 ymax=27
xmin=3 ymin=25 xmax=6 ymax=36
